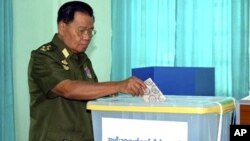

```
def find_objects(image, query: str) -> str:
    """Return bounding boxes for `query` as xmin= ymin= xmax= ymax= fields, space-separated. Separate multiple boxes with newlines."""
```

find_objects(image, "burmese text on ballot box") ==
xmin=87 ymin=95 xmax=235 ymax=141
xmin=132 ymin=66 xmax=215 ymax=96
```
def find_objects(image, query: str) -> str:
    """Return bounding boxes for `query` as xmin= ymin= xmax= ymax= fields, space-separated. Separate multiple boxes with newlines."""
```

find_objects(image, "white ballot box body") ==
xmin=87 ymin=95 xmax=235 ymax=141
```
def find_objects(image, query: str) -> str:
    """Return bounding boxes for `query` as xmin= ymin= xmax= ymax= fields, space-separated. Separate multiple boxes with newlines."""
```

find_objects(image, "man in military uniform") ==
xmin=28 ymin=1 xmax=146 ymax=141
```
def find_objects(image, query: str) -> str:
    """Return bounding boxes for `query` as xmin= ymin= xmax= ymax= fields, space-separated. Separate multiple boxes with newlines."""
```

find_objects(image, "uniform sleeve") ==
xmin=29 ymin=50 xmax=71 ymax=97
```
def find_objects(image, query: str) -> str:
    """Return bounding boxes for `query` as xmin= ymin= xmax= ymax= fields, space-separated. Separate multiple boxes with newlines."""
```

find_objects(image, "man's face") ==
xmin=58 ymin=12 xmax=95 ymax=54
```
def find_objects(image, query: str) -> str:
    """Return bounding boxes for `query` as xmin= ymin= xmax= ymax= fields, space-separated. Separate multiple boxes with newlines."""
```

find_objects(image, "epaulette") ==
xmin=39 ymin=44 xmax=54 ymax=52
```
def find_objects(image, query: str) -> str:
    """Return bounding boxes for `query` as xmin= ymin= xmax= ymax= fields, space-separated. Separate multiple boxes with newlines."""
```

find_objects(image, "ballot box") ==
xmin=132 ymin=67 xmax=215 ymax=96
xmin=87 ymin=95 xmax=235 ymax=141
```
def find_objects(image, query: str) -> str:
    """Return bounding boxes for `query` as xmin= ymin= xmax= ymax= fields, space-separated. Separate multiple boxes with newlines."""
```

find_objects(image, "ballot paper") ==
xmin=241 ymin=94 xmax=250 ymax=100
xmin=143 ymin=78 xmax=166 ymax=102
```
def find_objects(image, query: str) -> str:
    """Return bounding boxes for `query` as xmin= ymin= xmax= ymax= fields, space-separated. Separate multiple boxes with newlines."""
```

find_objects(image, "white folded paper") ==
xmin=143 ymin=78 xmax=166 ymax=102
xmin=241 ymin=94 xmax=250 ymax=100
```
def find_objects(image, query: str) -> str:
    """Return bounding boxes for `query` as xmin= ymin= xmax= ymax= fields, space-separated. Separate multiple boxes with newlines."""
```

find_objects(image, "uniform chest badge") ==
xmin=61 ymin=59 xmax=69 ymax=70
xmin=84 ymin=66 xmax=92 ymax=79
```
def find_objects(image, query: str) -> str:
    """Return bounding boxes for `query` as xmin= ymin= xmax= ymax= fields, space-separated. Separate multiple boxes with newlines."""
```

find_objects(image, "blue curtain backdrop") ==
xmin=0 ymin=0 xmax=15 ymax=140
xmin=111 ymin=0 xmax=249 ymax=99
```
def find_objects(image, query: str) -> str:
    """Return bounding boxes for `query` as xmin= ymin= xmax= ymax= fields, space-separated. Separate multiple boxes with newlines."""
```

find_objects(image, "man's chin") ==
xmin=77 ymin=47 xmax=87 ymax=53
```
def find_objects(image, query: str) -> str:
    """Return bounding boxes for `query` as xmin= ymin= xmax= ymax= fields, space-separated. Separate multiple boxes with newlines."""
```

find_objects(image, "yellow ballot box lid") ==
xmin=87 ymin=94 xmax=235 ymax=114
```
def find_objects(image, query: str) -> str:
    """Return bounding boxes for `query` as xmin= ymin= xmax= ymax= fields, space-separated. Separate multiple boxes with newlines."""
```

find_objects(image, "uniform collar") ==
xmin=51 ymin=34 xmax=88 ymax=62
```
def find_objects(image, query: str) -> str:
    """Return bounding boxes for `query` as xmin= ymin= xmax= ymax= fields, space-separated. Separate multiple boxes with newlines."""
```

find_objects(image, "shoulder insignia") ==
xmin=40 ymin=45 xmax=52 ymax=52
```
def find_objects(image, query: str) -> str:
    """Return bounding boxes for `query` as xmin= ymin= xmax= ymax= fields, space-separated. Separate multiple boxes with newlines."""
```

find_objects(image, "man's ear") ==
xmin=58 ymin=21 xmax=66 ymax=35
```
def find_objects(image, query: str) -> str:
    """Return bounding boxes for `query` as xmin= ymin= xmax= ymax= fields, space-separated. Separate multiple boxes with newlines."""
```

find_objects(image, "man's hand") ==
xmin=117 ymin=76 xmax=147 ymax=96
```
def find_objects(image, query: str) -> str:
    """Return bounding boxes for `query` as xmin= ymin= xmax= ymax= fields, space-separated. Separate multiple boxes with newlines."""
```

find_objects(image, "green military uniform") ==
xmin=28 ymin=34 xmax=98 ymax=141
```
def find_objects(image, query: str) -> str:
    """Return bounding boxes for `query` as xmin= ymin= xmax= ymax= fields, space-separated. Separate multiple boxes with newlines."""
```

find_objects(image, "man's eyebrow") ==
xmin=78 ymin=26 xmax=94 ymax=29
